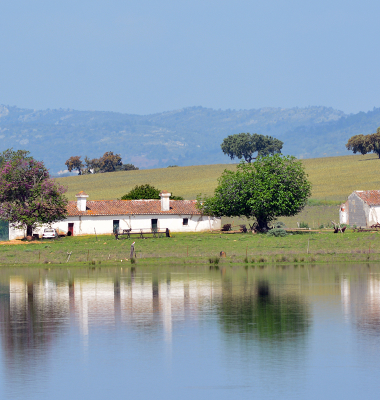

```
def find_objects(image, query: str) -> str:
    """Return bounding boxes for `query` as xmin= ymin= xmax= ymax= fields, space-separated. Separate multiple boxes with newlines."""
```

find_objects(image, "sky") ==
xmin=1 ymin=0 xmax=379 ymax=115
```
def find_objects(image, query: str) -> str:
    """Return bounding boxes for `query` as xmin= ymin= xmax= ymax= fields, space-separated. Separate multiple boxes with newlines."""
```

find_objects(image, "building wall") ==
xmin=367 ymin=205 xmax=380 ymax=226
xmin=9 ymin=214 xmax=221 ymax=239
xmin=348 ymin=193 xmax=367 ymax=228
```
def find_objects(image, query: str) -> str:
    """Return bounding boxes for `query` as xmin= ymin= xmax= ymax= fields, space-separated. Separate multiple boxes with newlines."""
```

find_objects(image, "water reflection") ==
xmin=1 ymin=265 xmax=380 ymax=400
xmin=218 ymin=280 xmax=310 ymax=339
xmin=340 ymin=273 xmax=380 ymax=334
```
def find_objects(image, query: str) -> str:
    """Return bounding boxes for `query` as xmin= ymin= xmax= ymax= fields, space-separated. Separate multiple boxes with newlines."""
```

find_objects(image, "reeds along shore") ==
xmin=1 ymin=231 xmax=380 ymax=266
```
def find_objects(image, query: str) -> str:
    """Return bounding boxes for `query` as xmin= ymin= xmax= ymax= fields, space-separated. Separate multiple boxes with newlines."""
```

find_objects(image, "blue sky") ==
xmin=1 ymin=0 xmax=379 ymax=115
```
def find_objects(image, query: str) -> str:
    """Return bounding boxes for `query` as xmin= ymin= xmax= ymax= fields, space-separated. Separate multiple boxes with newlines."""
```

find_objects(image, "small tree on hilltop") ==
xmin=65 ymin=156 xmax=84 ymax=175
xmin=346 ymin=128 xmax=380 ymax=158
xmin=0 ymin=150 xmax=68 ymax=237
xmin=121 ymin=184 xmax=184 ymax=200
xmin=221 ymin=132 xmax=283 ymax=163
xmin=197 ymin=154 xmax=311 ymax=232
xmin=84 ymin=156 xmax=101 ymax=174
xmin=100 ymin=151 xmax=122 ymax=172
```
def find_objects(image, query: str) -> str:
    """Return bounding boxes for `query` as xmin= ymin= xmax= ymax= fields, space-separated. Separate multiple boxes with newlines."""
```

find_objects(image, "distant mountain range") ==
xmin=1 ymin=104 xmax=380 ymax=174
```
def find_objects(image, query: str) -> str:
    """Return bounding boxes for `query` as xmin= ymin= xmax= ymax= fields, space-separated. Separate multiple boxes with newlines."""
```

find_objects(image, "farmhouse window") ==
xmin=183 ymin=218 xmax=188 ymax=226
xmin=151 ymin=219 xmax=158 ymax=230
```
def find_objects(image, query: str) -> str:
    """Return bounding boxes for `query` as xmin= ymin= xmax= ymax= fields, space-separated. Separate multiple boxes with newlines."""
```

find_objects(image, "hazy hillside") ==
xmin=2 ymin=104 xmax=380 ymax=174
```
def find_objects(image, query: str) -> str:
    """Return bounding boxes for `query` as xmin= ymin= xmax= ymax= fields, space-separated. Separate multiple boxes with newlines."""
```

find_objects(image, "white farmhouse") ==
xmin=8 ymin=191 xmax=221 ymax=239
xmin=339 ymin=190 xmax=380 ymax=228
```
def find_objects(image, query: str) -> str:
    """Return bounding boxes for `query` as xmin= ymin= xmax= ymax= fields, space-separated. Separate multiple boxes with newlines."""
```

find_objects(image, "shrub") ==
xmin=267 ymin=228 xmax=287 ymax=237
xmin=121 ymin=184 xmax=183 ymax=200
xmin=299 ymin=222 xmax=309 ymax=229
xmin=273 ymin=221 xmax=286 ymax=229
xmin=221 ymin=224 xmax=232 ymax=231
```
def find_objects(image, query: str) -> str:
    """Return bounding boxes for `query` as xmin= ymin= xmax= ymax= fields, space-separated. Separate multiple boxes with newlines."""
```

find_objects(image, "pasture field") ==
xmin=56 ymin=153 xmax=380 ymax=202
xmin=1 ymin=231 xmax=380 ymax=267
xmin=53 ymin=153 xmax=380 ymax=228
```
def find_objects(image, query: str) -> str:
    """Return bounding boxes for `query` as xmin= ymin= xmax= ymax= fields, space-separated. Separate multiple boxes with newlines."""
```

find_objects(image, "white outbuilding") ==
xmin=339 ymin=190 xmax=380 ymax=228
xmin=8 ymin=191 xmax=221 ymax=239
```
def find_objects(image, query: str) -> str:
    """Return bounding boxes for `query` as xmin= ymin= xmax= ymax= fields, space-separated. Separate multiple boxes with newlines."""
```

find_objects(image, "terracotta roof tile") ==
xmin=354 ymin=190 xmax=380 ymax=206
xmin=67 ymin=199 xmax=202 ymax=216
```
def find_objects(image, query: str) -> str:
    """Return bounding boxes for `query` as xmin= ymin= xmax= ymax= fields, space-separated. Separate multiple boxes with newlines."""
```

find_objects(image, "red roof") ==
xmin=67 ymin=199 xmax=202 ymax=216
xmin=354 ymin=190 xmax=380 ymax=206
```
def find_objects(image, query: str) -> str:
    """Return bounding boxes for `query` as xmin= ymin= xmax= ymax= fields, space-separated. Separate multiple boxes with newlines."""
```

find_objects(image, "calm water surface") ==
xmin=0 ymin=264 xmax=379 ymax=399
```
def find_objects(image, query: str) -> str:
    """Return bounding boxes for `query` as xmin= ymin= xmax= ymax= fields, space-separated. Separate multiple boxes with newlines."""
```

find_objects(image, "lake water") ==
xmin=0 ymin=264 xmax=379 ymax=400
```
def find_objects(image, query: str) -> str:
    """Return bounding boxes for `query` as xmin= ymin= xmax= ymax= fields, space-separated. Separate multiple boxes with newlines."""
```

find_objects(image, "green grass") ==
xmin=56 ymin=153 xmax=380 ymax=202
xmin=1 ymin=230 xmax=380 ymax=267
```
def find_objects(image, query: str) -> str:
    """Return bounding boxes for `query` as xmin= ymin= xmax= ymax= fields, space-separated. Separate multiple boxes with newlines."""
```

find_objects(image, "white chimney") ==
xmin=160 ymin=191 xmax=171 ymax=211
xmin=75 ymin=191 xmax=89 ymax=211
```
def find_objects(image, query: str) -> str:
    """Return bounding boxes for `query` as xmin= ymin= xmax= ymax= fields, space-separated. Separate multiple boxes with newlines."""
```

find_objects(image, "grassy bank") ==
xmin=1 ymin=231 xmax=380 ymax=267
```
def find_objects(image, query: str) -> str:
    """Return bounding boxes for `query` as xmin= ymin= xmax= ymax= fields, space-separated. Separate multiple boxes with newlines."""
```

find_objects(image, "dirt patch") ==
xmin=0 ymin=240 xmax=38 ymax=246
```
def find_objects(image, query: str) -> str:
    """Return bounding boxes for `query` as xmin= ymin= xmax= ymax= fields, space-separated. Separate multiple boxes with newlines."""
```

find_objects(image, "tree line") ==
xmin=65 ymin=152 xmax=138 ymax=175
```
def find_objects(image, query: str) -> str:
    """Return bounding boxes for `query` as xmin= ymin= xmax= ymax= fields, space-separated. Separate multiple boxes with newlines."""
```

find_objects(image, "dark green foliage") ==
xmin=121 ymin=184 xmax=183 ymax=200
xmin=299 ymin=222 xmax=309 ymax=228
xmin=198 ymin=154 xmax=312 ymax=231
xmin=117 ymin=163 xmax=139 ymax=171
xmin=221 ymin=132 xmax=283 ymax=162
xmin=346 ymin=128 xmax=380 ymax=158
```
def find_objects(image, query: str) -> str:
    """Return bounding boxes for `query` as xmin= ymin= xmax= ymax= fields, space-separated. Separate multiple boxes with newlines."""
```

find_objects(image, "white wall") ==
xmin=339 ymin=203 xmax=348 ymax=224
xmin=9 ymin=214 xmax=221 ymax=239
xmin=368 ymin=206 xmax=380 ymax=227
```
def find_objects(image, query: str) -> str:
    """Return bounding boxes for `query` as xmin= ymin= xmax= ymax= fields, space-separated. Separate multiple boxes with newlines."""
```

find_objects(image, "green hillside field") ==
xmin=56 ymin=153 xmax=380 ymax=228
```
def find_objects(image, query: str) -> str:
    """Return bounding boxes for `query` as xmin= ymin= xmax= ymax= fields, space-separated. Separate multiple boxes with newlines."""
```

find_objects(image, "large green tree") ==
xmin=346 ymin=128 xmax=380 ymax=158
xmin=221 ymin=132 xmax=283 ymax=163
xmin=198 ymin=154 xmax=311 ymax=231
xmin=0 ymin=150 xmax=68 ymax=237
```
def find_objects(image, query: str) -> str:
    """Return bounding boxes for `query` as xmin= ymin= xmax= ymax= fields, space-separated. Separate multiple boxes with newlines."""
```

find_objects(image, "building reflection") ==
xmin=0 ymin=276 xmax=70 ymax=386
xmin=0 ymin=268 xmax=313 ymax=376
xmin=340 ymin=273 xmax=380 ymax=333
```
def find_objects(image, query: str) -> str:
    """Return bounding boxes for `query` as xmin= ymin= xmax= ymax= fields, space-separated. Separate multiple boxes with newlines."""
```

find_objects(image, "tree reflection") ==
xmin=0 ymin=280 xmax=68 ymax=376
xmin=218 ymin=281 xmax=310 ymax=339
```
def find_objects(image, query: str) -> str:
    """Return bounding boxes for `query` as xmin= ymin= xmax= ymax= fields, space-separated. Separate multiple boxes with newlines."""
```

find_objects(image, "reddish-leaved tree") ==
xmin=0 ymin=150 xmax=68 ymax=237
